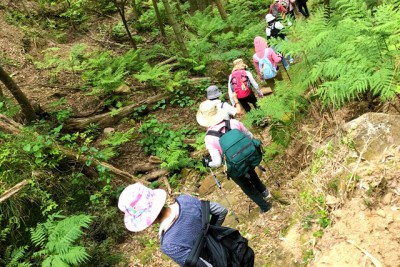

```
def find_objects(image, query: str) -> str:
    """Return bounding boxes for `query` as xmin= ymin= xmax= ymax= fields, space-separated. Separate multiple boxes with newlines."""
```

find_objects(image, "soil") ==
xmin=1 ymin=8 xmax=399 ymax=267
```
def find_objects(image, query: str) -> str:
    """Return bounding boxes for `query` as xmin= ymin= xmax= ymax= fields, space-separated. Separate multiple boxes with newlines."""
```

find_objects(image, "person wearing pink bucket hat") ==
xmin=252 ymin=36 xmax=282 ymax=81
xmin=118 ymin=182 xmax=228 ymax=266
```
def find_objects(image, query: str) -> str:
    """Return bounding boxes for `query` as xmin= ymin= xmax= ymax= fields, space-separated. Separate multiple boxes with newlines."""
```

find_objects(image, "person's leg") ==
xmin=247 ymin=93 xmax=258 ymax=109
xmin=238 ymin=98 xmax=251 ymax=112
xmin=231 ymin=175 xmax=269 ymax=212
xmin=303 ymin=3 xmax=310 ymax=16
xmin=281 ymin=56 xmax=289 ymax=70
xmin=246 ymin=169 xmax=267 ymax=194
xmin=297 ymin=2 xmax=307 ymax=17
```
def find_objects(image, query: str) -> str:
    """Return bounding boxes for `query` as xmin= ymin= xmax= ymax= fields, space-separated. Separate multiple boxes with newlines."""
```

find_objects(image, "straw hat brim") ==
xmin=123 ymin=189 xmax=167 ymax=232
xmin=196 ymin=107 xmax=228 ymax=127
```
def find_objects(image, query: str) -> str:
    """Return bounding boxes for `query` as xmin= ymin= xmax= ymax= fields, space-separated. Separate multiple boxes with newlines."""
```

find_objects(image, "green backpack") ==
xmin=207 ymin=120 xmax=262 ymax=179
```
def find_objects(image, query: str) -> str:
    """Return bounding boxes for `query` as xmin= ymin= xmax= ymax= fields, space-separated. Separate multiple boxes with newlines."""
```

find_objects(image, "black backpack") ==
xmin=184 ymin=201 xmax=255 ymax=267
xmin=268 ymin=22 xmax=286 ymax=40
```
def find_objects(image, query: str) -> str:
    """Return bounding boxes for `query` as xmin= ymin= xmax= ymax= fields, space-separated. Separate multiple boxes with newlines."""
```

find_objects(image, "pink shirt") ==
xmin=252 ymin=48 xmax=282 ymax=79
xmin=204 ymin=119 xmax=253 ymax=167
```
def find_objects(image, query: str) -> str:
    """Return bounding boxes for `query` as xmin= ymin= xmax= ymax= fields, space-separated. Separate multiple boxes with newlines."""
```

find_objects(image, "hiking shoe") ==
xmin=260 ymin=203 xmax=272 ymax=213
xmin=262 ymin=189 xmax=271 ymax=200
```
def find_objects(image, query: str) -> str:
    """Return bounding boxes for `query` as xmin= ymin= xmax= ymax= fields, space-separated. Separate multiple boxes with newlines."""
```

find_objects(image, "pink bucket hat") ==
xmin=254 ymin=36 xmax=267 ymax=59
xmin=118 ymin=183 xmax=167 ymax=232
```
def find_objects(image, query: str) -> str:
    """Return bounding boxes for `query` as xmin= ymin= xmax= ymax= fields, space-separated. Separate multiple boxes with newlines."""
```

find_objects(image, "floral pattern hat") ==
xmin=118 ymin=183 xmax=167 ymax=232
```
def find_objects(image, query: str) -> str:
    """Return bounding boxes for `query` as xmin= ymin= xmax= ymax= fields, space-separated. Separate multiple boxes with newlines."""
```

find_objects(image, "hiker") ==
xmin=280 ymin=0 xmax=296 ymax=20
xmin=269 ymin=0 xmax=287 ymax=19
xmin=196 ymin=100 xmax=271 ymax=213
xmin=227 ymin=59 xmax=263 ymax=113
xmin=296 ymin=0 xmax=310 ymax=18
xmin=265 ymin=14 xmax=294 ymax=66
xmin=118 ymin=182 xmax=228 ymax=266
xmin=206 ymin=85 xmax=240 ymax=118
xmin=252 ymin=36 xmax=282 ymax=81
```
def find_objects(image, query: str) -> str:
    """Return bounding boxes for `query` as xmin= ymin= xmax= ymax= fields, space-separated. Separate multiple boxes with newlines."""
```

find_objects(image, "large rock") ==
xmin=342 ymin=113 xmax=400 ymax=160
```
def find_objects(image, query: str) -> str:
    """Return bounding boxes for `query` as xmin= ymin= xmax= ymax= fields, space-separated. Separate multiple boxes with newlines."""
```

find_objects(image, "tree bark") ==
xmin=152 ymin=0 xmax=166 ymax=38
xmin=0 ymin=180 xmax=28 ymax=203
xmin=188 ymin=0 xmax=198 ymax=13
xmin=0 ymin=114 xmax=148 ymax=185
xmin=213 ymin=0 xmax=227 ymax=20
xmin=113 ymin=0 xmax=138 ymax=49
xmin=0 ymin=65 xmax=38 ymax=123
xmin=64 ymin=91 xmax=172 ymax=131
xmin=161 ymin=0 xmax=189 ymax=58
xmin=131 ymin=0 xmax=140 ymax=20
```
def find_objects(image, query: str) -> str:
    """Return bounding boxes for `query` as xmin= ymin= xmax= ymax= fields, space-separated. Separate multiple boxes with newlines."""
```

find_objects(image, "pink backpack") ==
xmin=230 ymin=70 xmax=251 ymax=99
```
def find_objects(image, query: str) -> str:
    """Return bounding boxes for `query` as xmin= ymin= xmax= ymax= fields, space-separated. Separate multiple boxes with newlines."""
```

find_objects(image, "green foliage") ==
xmin=288 ymin=0 xmax=400 ymax=107
xmin=4 ymin=245 xmax=31 ymax=267
xmin=99 ymin=128 xmax=135 ymax=160
xmin=35 ymin=46 xmax=142 ymax=96
xmin=59 ymin=0 xmax=90 ymax=27
xmin=138 ymin=117 xmax=196 ymax=170
xmin=31 ymin=213 xmax=92 ymax=266
xmin=133 ymin=63 xmax=173 ymax=87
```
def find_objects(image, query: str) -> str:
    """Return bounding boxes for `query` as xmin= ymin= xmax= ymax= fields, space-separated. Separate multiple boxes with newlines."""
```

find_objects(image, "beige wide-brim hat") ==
xmin=196 ymin=100 xmax=228 ymax=127
xmin=232 ymin=58 xmax=248 ymax=72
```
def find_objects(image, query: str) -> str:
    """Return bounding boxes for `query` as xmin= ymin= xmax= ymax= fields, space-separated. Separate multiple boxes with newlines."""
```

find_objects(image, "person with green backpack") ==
xmin=196 ymin=100 xmax=271 ymax=213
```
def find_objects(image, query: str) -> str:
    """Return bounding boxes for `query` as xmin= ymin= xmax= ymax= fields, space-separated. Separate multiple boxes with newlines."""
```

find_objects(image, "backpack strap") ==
xmin=206 ymin=120 xmax=231 ymax=137
xmin=183 ymin=201 xmax=210 ymax=267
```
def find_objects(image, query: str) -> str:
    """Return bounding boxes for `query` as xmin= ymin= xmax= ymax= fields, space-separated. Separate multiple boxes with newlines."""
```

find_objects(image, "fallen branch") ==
xmin=0 ymin=114 xmax=148 ymax=184
xmin=64 ymin=91 xmax=173 ymax=131
xmin=156 ymin=56 xmax=177 ymax=66
xmin=142 ymin=169 xmax=169 ymax=182
xmin=347 ymin=240 xmax=382 ymax=267
xmin=0 ymin=180 xmax=28 ymax=203
xmin=162 ymin=176 xmax=172 ymax=194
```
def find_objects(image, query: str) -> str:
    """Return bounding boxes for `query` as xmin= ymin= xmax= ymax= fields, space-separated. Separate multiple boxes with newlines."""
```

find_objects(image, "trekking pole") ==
xmin=208 ymin=167 xmax=240 ymax=223
xmin=262 ymin=159 xmax=281 ymax=188
xmin=280 ymin=60 xmax=292 ymax=82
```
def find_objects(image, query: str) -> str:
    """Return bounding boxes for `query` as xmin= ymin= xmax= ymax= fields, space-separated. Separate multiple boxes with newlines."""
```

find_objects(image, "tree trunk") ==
xmin=152 ymin=0 xmax=166 ymax=38
xmin=161 ymin=0 xmax=189 ymax=58
xmin=213 ymin=0 xmax=227 ymax=20
xmin=0 ymin=180 xmax=28 ymax=203
xmin=197 ymin=0 xmax=206 ymax=11
xmin=113 ymin=0 xmax=138 ymax=49
xmin=188 ymin=0 xmax=198 ymax=13
xmin=131 ymin=0 xmax=140 ymax=20
xmin=0 ymin=65 xmax=38 ymax=123
xmin=64 ymin=91 xmax=172 ymax=131
xmin=0 ymin=114 xmax=148 ymax=185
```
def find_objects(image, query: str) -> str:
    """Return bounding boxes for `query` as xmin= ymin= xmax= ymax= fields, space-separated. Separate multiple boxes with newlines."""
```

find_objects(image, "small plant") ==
xmin=303 ymin=249 xmax=314 ymax=264
xmin=31 ymin=213 xmax=93 ymax=266
xmin=302 ymin=215 xmax=313 ymax=230
xmin=99 ymin=128 xmax=135 ymax=160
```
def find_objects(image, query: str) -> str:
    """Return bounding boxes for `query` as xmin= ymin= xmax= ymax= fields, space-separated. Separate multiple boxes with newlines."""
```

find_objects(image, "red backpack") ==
xmin=230 ymin=70 xmax=251 ymax=99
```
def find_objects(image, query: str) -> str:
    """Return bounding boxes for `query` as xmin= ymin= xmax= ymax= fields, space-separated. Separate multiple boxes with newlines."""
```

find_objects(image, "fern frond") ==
xmin=30 ymin=224 xmax=47 ymax=247
xmin=59 ymin=246 xmax=91 ymax=265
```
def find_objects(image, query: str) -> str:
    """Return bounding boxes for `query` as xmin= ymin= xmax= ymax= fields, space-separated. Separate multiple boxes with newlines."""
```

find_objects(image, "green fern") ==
xmin=31 ymin=213 xmax=92 ymax=266
xmin=287 ymin=0 xmax=399 ymax=108
xmin=4 ymin=245 xmax=32 ymax=267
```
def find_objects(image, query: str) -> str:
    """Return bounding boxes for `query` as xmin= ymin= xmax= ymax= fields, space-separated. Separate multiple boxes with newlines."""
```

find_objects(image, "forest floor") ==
xmin=1 ymin=8 xmax=399 ymax=267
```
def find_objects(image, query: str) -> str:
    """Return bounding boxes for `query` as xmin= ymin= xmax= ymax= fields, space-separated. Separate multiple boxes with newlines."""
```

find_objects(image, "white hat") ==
xmin=196 ymin=100 xmax=228 ymax=127
xmin=118 ymin=183 xmax=167 ymax=232
xmin=266 ymin=14 xmax=276 ymax=23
